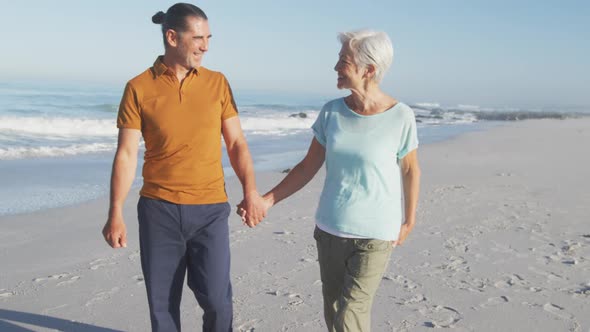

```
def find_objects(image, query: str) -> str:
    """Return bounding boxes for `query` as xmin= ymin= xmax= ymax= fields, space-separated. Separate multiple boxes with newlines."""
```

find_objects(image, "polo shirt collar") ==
xmin=152 ymin=56 xmax=200 ymax=78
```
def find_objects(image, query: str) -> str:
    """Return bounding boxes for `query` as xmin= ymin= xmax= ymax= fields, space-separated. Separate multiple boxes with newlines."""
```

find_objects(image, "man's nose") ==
xmin=201 ymin=38 xmax=209 ymax=52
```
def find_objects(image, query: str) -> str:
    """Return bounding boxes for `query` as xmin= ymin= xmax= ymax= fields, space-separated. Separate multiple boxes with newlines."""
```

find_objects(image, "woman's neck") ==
xmin=346 ymin=86 xmax=397 ymax=115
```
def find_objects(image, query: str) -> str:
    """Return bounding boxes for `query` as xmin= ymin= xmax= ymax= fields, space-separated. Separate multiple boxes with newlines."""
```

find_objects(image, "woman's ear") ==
xmin=364 ymin=64 xmax=376 ymax=80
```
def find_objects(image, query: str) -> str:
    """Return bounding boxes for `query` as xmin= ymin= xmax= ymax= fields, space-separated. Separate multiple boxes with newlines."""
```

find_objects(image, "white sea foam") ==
xmin=0 ymin=143 xmax=117 ymax=160
xmin=239 ymin=113 xmax=318 ymax=135
xmin=415 ymin=102 xmax=441 ymax=108
xmin=0 ymin=116 xmax=117 ymax=137
xmin=455 ymin=104 xmax=481 ymax=111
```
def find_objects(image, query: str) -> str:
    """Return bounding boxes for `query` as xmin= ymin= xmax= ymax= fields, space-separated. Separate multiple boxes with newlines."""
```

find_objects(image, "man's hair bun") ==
xmin=152 ymin=11 xmax=166 ymax=24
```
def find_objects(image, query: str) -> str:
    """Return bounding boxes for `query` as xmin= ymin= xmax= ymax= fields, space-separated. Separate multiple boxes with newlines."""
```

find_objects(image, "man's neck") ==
xmin=162 ymin=54 xmax=193 ymax=82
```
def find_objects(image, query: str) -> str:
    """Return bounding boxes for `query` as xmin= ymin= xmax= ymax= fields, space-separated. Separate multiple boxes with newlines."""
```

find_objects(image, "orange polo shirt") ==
xmin=117 ymin=57 xmax=238 ymax=204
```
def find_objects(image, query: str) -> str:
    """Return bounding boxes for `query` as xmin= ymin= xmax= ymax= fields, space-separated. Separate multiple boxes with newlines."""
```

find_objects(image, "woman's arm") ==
xmin=263 ymin=138 xmax=326 ymax=206
xmin=394 ymin=149 xmax=421 ymax=246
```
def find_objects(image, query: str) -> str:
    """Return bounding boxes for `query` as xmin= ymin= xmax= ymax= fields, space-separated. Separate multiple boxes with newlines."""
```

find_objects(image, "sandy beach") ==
xmin=1 ymin=118 xmax=589 ymax=331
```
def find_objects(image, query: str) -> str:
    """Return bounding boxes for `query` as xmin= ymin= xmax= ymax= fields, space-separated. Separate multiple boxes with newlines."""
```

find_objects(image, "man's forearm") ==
xmin=227 ymin=140 xmax=257 ymax=195
xmin=109 ymin=151 xmax=138 ymax=217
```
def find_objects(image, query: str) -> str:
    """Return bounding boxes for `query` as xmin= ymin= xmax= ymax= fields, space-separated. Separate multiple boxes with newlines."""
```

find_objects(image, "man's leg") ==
xmin=138 ymin=197 xmax=187 ymax=332
xmin=334 ymin=238 xmax=392 ymax=332
xmin=183 ymin=202 xmax=233 ymax=332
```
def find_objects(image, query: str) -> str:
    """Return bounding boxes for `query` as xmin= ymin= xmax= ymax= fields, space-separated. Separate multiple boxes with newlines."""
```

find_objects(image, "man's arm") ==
xmin=222 ymin=116 xmax=266 ymax=227
xmin=261 ymin=137 xmax=325 ymax=206
xmin=393 ymin=149 xmax=421 ymax=246
xmin=102 ymin=128 xmax=141 ymax=248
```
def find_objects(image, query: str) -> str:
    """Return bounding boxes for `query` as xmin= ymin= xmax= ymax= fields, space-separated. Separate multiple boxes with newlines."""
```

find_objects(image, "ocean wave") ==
xmin=0 ymin=143 xmax=118 ymax=160
xmin=0 ymin=116 xmax=117 ymax=137
xmin=410 ymin=102 xmax=588 ymax=123
xmin=240 ymin=104 xmax=320 ymax=112
xmin=240 ymin=113 xmax=318 ymax=134
xmin=414 ymin=102 xmax=441 ymax=109
xmin=473 ymin=111 xmax=574 ymax=121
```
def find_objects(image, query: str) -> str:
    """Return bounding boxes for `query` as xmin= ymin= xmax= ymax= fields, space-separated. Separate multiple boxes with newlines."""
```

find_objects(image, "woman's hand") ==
xmin=392 ymin=221 xmax=414 ymax=247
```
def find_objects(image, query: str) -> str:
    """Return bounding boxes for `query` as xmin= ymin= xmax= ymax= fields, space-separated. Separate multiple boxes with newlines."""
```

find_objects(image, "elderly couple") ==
xmin=102 ymin=3 xmax=420 ymax=332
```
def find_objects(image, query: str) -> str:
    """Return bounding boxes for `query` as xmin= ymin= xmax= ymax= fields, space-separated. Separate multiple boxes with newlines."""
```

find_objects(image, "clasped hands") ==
xmin=236 ymin=192 xmax=272 ymax=227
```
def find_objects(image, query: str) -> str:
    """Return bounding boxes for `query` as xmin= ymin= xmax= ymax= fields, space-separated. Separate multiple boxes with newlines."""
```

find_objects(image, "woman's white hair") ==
xmin=338 ymin=29 xmax=394 ymax=83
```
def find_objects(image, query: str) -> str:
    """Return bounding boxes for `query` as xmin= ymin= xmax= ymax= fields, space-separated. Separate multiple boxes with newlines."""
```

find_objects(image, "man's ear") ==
xmin=165 ymin=29 xmax=178 ymax=48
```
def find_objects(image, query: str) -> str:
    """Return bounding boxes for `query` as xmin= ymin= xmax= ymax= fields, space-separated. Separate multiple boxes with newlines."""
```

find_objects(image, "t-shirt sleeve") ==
xmin=397 ymin=106 xmax=419 ymax=159
xmin=311 ymin=106 xmax=327 ymax=146
xmin=117 ymin=82 xmax=142 ymax=130
xmin=220 ymin=75 xmax=239 ymax=121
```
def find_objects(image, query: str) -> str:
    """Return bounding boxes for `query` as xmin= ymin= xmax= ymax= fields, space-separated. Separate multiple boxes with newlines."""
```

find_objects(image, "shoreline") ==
xmin=1 ymin=118 xmax=589 ymax=331
xmin=0 ymin=119 xmax=504 ymax=217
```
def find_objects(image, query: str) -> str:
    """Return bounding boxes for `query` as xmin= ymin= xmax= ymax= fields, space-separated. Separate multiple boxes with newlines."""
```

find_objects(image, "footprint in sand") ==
xmin=570 ymin=283 xmax=590 ymax=297
xmin=287 ymin=293 xmax=304 ymax=306
xmin=0 ymin=290 xmax=15 ymax=298
xmin=387 ymin=319 xmax=415 ymax=332
xmin=299 ymin=257 xmax=315 ymax=263
xmin=41 ymin=304 xmax=68 ymax=315
xmin=56 ymin=275 xmax=81 ymax=287
xmin=394 ymin=294 xmax=427 ymax=305
xmin=542 ymin=303 xmax=575 ymax=320
xmin=478 ymin=296 xmax=509 ymax=309
xmin=89 ymin=258 xmax=117 ymax=270
xmin=267 ymin=291 xmax=305 ymax=311
xmin=33 ymin=273 xmax=71 ymax=283
xmin=85 ymin=287 xmax=120 ymax=306
xmin=493 ymin=274 xmax=528 ymax=289
xmin=454 ymin=276 xmax=490 ymax=293
xmin=420 ymin=305 xmax=462 ymax=329
xmin=382 ymin=274 xmax=421 ymax=290
xmin=437 ymin=256 xmax=470 ymax=274
xmin=133 ymin=275 xmax=145 ymax=285
xmin=562 ymin=242 xmax=582 ymax=254
xmin=444 ymin=237 xmax=469 ymax=253
xmin=237 ymin=319 xmax=261 ymax=332
xmin=273 ymin=231 xmax=294 ymax=235
xmin=128 ymin=250 xmax=140 ymax=261
xmin=562 ymin=259 xmax=578 ymax=265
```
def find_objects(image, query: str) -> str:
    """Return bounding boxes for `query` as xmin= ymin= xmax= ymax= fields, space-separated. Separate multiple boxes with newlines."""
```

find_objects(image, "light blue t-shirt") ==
xmin=312 ymin=98 xmax=419 ymax=241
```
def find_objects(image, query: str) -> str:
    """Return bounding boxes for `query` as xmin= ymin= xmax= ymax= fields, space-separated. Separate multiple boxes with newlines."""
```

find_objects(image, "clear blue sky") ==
xmin=2 ymin=0 xmax=589 ymax=108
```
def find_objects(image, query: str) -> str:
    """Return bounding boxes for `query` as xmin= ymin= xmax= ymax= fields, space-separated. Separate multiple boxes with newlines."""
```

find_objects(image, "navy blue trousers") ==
xmin=137 ymin=197 xmax=233 ymax=332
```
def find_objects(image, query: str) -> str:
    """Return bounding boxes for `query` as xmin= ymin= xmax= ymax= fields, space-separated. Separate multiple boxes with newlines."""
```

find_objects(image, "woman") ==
xmin=241 ymin=29 xmax=420 ymax=331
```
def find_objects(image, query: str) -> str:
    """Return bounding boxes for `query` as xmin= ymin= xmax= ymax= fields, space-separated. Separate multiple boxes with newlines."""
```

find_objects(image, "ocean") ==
xmin=0 ymin=81 xmax=585 ymax=216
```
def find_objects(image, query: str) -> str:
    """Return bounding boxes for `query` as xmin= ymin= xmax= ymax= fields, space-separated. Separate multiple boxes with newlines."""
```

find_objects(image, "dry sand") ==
xmin=1 ymin=118 xmax=589 ymax=331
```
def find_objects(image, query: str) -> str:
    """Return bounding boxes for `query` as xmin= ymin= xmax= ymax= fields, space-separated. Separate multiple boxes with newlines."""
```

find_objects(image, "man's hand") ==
xmin=392 ymin=221 xmax=414 ymax=247
xmin=102 ymin=213 xmax=127 ymax=248
xmin=237 ymin=192 xmax=271 ymax=228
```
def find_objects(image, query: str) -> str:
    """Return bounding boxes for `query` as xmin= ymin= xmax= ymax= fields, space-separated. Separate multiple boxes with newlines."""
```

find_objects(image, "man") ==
xmin=101 ymin=3 xmax=266 ymax=331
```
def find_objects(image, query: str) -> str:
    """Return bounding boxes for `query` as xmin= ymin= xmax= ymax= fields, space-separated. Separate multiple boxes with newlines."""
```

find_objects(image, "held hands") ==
xmin=236 ymin=191 xmax=272 ymax=228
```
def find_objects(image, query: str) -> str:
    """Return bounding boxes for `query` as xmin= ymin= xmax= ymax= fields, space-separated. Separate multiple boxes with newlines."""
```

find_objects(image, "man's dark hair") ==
xmin=152 ymin=3 xmax=208 ymax=47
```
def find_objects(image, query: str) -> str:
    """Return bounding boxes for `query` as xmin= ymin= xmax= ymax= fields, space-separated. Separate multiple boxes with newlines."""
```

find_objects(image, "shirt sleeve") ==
xmin=220 ymin=74 xmax=239 ymax=121
xmin=116 ymin=82 xmax=142 ymax=130
xmin=397 ymin=106 xmax=419 ymax=159
xmin=312 ymin=106 xmax=327 ymax=146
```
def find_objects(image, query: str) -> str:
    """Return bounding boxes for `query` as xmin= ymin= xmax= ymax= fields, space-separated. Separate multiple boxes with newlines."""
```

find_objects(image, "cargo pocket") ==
xmin=348 ymin=238 xmax=392 ymax=278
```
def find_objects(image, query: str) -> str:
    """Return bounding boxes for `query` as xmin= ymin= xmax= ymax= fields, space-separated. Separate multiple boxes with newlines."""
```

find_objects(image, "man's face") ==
xmin=174 ymin=16 xmax=211 ymax=69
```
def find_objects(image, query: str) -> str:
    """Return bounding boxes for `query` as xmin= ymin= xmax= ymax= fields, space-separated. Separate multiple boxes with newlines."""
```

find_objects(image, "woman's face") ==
xmin=334 ymin=44 xmax=364 ymax=90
